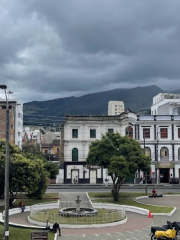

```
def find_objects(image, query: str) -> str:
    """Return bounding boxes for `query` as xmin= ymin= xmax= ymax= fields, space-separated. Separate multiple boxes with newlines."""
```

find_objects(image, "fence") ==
xmin=30 ymin=202 xmax=126 ymax=225
xmin=59 ymin=201 xmax=92 ymax=208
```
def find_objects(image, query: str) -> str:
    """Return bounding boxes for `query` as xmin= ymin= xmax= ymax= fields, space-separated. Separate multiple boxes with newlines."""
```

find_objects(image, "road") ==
xmin=46 ymin=184 xmax=180 ymax=193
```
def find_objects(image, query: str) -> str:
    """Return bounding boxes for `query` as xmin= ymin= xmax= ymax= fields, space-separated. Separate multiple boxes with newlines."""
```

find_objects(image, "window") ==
xmin=18 ymin=132 xmax=20 ymax=137
xmin=143 ymin=128 xmax=150 ymax=138
xmin=57 ymin=148 xmax=60 ymax=152
xmin=160 ymin=128 xmax=168 ymax=138
xmin=125 ymin=126 xmax=133 ymax=138
xmin=90 ymin=129 xmax=96 ymax=138
xmin=72 ymin=129 xmax=78 ymax=138
xmin=178 ymin=128 xmax=180 ymax=138
xmin=72 ymin=148 xmax=78 ymax=161
xmin=18 ymin=113 xmax=21 ymax=118
xmin=144 ymin=147 xmax=151 ymax=157
xmin=11 ymin=124 xmax=14 ymax=129
xmin=45 ymin=150 xmax=48 ymax=154
xmin=160 ymin=147 xmax=169 ymax=161
xmin=108 ymin=129 xmax=114 ymax=133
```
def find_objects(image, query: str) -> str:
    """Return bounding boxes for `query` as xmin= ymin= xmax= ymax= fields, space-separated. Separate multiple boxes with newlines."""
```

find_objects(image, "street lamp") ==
xmin=143 ymin=128 xmax=148 ymax=196
xmin=0 ymin=85 xmax=10 ymax=240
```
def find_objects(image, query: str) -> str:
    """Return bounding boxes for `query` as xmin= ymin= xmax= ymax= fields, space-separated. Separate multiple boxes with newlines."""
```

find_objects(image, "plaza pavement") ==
xmin=1 ymin=196 xmax=180 ymax=240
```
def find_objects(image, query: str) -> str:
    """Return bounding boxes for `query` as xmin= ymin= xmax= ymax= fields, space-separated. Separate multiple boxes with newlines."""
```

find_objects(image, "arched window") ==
xmin=178 ymin=148 xmax=180 ymax=161
xmin=72 ymin=148 xmax=78 ymax=162
xmin=160 ymin=147 xmax=169 ymax=161
xmin=125 ymin=126 xmax=133 ymax=138
xmin=144 ymin=147 xmax=151 ymax=157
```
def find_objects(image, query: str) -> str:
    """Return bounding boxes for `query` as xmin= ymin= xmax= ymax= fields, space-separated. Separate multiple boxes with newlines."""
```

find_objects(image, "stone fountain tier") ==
xmin=59 ymin=195 xmax=98 ymax=217
xmin=59 ymin=207 xmax=98 ymax=217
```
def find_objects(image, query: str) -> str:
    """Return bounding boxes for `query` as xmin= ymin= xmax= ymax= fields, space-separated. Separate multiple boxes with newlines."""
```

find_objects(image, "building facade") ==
xmin=0 ymin=99 xmax=23 ymax=147
xmin=151 ymin=93 xmax=180 ymax=115
xmin=61 ymin=111 xmax=180 ymax=184
xmin=108 ymin=101 xmax=124 ymax=115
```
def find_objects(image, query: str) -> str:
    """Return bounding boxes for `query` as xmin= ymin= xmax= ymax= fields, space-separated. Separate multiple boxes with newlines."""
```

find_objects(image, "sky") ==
xmin=0 ymin=0 xmax=180 ymax=103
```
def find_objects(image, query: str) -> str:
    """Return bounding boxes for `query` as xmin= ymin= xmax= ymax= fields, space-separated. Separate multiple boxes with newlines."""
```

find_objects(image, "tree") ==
xmin=45 ymin=162 xmax=59 ymax=179
xmin=0 ymin=139 xmax=49 ymax=204
xmin=86 ymin=133 xmax=151 ymax=201
xmin=22 ymin=142 xmax=59 ymax=179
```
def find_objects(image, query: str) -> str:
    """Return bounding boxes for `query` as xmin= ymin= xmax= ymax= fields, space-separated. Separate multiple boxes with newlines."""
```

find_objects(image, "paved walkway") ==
xmin=2 ymin=196 xmax=180 ymax=239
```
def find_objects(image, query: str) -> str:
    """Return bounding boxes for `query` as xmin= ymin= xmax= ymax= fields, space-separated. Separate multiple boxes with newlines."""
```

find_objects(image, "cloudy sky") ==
xmin=0 ymin=0 xmax=180 ymax=103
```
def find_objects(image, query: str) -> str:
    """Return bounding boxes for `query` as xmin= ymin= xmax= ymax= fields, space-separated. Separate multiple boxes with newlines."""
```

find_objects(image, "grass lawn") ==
xmin=88 ymin=192 xmax=175 ymax=213
xmin=31 ymin=208 xmax=124 ymax=225
xmin=0 ymin=224 xmax=55 ymax=240
xmin=0 ymin=193 xmax=58 ymax=212
xmin=0 ymin=193 xmax=58 ymax=240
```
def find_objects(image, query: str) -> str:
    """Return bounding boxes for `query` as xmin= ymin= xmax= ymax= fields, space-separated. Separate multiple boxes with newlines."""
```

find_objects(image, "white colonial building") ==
xmin=60 ymin=110 xmax=180 ymax=184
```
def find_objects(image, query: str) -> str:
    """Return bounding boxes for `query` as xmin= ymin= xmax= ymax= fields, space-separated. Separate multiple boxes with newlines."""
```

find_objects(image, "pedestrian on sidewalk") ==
xmin=73 ymin=178 xmax=76 ymax=184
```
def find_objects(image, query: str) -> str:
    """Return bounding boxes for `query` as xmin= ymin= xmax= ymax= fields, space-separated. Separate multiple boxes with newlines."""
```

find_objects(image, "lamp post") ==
xmin=49 ymin=147 xmax=51 ymax=161
xmin=0 ymin=85 xmax=10 ymax=240
xmin=143 ymin=128 xmax=148 ymax=196
xmin=39 ymin=124 xmax=42 ymax=151
xmin=156 ymin=129 xmax=159 ymax=184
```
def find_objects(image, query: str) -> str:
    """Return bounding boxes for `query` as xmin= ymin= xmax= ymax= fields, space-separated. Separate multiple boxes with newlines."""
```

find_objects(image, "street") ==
xmin=46 ymin=184 xmax=180 ymax=193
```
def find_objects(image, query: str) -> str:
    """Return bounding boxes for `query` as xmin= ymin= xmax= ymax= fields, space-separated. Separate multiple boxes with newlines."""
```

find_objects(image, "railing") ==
xmin=30 ymin=202 xmax=126 ymax=225
xmin=59 ymin=201 xmax=92 ymax=208
xmin=160 ymin=157 xmax=169 ymax=162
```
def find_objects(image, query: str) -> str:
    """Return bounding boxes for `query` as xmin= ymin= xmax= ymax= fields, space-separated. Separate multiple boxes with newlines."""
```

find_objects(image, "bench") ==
xmin=149 ymin=194 xmax=163 ymax=198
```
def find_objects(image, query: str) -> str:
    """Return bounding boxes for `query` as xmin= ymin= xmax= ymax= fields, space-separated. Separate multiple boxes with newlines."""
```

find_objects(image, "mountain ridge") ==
xmin=23 ymin=85 xmax=180 ymax=126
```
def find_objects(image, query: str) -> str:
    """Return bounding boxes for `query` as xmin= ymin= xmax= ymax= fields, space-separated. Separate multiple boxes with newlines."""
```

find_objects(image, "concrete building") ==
xmin=23 ymin=127 xmax=41 ymax=144
xmin=0 ymin=99 xmax=23 ymax=148
xmin=108 ymin=101 xmax=124 ymax=115
xmin=60 ymin=111 xmax=180 ymax=184
xmin=151 ymin=93 xmax=180 ymax=115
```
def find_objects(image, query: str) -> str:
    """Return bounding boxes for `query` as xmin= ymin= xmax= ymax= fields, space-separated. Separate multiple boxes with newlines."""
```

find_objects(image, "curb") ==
xmin=134 ymin=195 xmax=177 ymax=216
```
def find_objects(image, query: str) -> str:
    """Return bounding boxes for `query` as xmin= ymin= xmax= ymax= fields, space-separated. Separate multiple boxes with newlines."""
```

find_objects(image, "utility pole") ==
xmin=0 ymin=85 xmax=10 ymax=240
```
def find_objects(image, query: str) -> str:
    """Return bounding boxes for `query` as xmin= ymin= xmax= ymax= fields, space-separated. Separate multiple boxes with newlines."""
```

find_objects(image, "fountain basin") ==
xmin=59 ymin=207 xmax=98 ymax=217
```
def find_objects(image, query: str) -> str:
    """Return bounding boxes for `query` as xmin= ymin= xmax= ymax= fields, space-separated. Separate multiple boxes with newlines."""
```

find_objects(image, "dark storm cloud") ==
xmin=0 ymin=0 xmax=180 ymax=102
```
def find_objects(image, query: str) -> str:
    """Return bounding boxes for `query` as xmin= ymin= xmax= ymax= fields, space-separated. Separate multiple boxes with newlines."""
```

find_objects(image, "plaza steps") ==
xmin=59 ymin=192 xmax=92 ymax=208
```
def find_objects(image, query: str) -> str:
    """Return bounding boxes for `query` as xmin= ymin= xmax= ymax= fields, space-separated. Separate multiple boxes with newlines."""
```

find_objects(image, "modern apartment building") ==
xmin=151 ymin=93 xmax=180 ymax=115
xmin=0 ymin=99 xmax=23 ymax=147
xmin=108 ymin=101 xmax=124 ymax=115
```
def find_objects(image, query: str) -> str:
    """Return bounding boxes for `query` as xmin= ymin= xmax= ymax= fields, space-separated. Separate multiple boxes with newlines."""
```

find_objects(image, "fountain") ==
xmin=59 ymin=196 xmax=98 ymax=217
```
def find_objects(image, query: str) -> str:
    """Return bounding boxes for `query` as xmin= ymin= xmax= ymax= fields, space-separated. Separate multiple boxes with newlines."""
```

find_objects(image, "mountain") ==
xmin=23 ymin=85 xmax=164 ymax=126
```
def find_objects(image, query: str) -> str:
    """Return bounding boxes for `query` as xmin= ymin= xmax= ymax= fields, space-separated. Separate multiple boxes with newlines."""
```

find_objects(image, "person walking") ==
xmin=53 ymin=222 xmax=61 ymax=236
